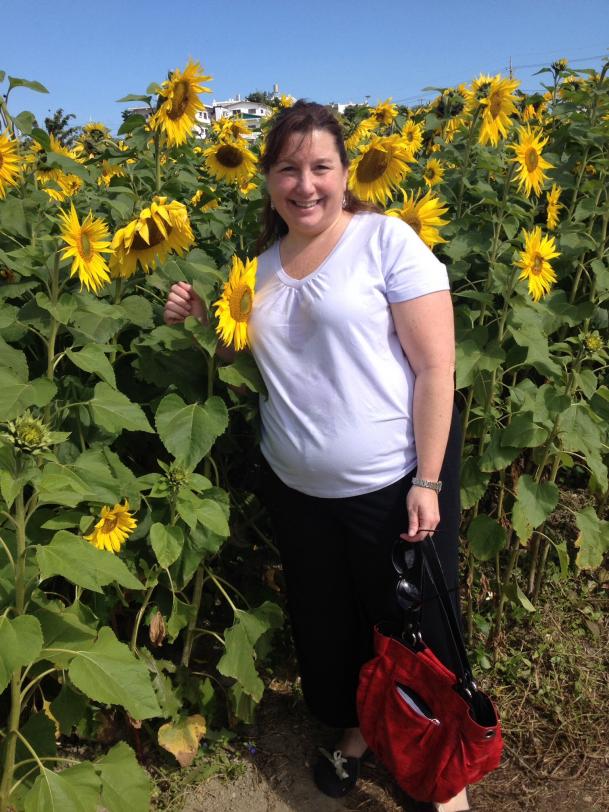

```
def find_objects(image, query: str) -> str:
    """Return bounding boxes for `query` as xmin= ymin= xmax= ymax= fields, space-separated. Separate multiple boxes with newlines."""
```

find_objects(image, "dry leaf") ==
xmin=158 ymin=714 xmax=207 ymax=767
xmin=149 ymin=609 xmax=166 ymax=646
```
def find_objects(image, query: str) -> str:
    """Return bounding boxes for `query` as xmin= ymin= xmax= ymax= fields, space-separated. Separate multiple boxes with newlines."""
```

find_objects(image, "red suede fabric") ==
xmin=357 ymin=626 xmax=503 ymax=803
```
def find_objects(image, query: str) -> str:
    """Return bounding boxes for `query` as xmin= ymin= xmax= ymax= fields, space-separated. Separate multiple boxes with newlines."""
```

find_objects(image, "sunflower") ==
xmin=35 ymin=135 xmax=83 ymax=202
xmin=110 ymin=197 xmax=194 ymax=279
xmin=443 ymin=116 xmax=466 ymax=144
xmin=511 ymin=126 xmax=553 ymax=197
xmin=546 ymin=184 xmax=563 ymax=230
xmin=78 ymin=122 xmax=111 ymax=155
xmin=515 ymin=226 xmax=560 ymax=302
xmin=371 ymin=98 xmax=398 ymax=127
xmin=348 ymin=134 xmax=413 ymax=205
xmin=239 ymin=180 xmax=257 ymax=196
xmin=465 ymin=74 xmax=520 ymax=146
xmin=213 ymin=255 xmax=257 ymax=351
xmin=401 ymin=120 xmax=424 ymax=157
xmin=386 ymin=189 xmax=449 ymax=249
xmin=97 ymin=160 xmax=126 ymax=187
xmin=278 ymin=94 xmax=294 ymax=108
xmin=0 ymin=131 xmax=20 ymax=199
xmin=59 ymin=204 xmax=113 ymax=294
xmin=150 ymin=59 xmax=212 ymax=147
xmin=212 ymin=117 xmax=251 ymax=139
xmin=344 ymin=118 xmax=375 ymax=151
xmin=84 ymin=500 xmax=137 ymax=554
xmin=423 ymin=158 xmax=445 ymax=187
xmin=203 ymin=139 xmax=257 ymax=184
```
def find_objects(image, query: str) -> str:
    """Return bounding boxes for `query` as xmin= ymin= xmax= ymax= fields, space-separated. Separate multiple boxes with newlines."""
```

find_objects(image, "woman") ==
xmin=164 ymin=102 xmax=469 ymax=812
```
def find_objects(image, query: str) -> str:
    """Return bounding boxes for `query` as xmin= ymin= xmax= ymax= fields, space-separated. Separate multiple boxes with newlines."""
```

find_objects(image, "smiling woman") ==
xmin=165 ymin=99 xmax=467 ymax=809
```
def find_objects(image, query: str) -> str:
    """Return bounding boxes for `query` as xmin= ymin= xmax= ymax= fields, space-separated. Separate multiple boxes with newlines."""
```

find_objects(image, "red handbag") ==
xmin=356 ymin=536 xmax=502 ymax=804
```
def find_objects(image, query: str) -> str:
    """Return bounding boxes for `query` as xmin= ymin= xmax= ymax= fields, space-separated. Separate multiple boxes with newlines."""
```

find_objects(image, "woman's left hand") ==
xmin=400 ymin=486 xmax=440 ymax=543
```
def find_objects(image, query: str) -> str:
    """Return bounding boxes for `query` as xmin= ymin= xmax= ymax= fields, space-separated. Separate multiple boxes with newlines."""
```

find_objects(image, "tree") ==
xmin=246 ymin=91 xmax=272 ymax=104
xmin=44 ymin=108 xmax=80 ymax=147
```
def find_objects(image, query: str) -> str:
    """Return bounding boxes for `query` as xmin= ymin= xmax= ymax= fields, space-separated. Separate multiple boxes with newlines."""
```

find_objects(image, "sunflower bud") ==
xmin=551 ymin=58 xmax=569 ymax=74
xmin=4 ymin=411 xmax=53 ymax=455
xmin=582 ymin=331 xmax=605 ymax=354
xmin=149 ymin=610 xmax=167 ymax=646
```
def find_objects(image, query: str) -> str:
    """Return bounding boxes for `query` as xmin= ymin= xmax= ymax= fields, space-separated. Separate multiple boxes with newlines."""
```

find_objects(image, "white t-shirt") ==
xmin=247 ymin=212 xmax=450 ymax=498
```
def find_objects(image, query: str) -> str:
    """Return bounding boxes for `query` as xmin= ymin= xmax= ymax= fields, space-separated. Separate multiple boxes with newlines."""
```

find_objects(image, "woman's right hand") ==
xmin=163 ymin=281 xmax=205 ymax=325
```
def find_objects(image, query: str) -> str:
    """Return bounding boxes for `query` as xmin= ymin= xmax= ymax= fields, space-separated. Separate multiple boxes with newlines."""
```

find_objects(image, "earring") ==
xmin=270 ymin=200 xmax=275 ymax=211
xmin=342 ymin=193 xmax=347 ymax=208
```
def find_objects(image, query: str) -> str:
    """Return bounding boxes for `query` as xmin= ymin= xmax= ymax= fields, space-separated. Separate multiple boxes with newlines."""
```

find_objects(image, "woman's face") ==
xmin=266 ymin=128 xmax=348 ymax=239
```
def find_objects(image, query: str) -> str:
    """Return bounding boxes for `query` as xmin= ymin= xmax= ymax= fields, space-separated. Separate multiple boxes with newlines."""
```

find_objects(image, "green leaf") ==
xmin=0 ymin=615 xmax=43 ymax=692
xmin=511 ymin=475 xmax=559 ymax=544
xmin=196 ymin=499 xmax=230 ymax=536
xmin=558 ymin=404 xmax=608 ymax=493
xmin=590 ymin=386 xmax=609 ymax=422
xmin=467 ymin=514 xmax=507 ymax=561
xmin=0 ymin=336 xmax=28 ymax=380
xmin=24 ymin=766 xmax=94 ymax=812
xmin=575 ymin=506 xmax=609 ymax=570
xmin=504 ymin=581 xmax=536 ymax=613
xmin=36 ymin=463 xmax=93 ymax=508
xmin=35 ymin=600 xmax=97 ymax=667
xmin=166 ymin=597 xmax=196 ymax=643
xmin=218 ymin=354 xmax=266 ymax=394
xmin=217 ymin=620 xmax=263 ymax=702
xmin=90 ymin=382 xmax=153 ymax=434
xmin=118 ymin=295 xmax=154 ymax=329
xmin=507 ymin=309 xmax=562 ymax=379
xmin=501 ymin=413 xmax=548 ymax=448
xmin=13 ymin=110 xmax=37 ymax=134
xmin=96 ymin=741 xmax=153 ymax=812
xmin=0 ymin=369 xmax=56 ymax=420
xmin=50 ymin=684 xmax=89 ymax=735
xmin=8 ymin=75 xmax=49 ymax=94
xmin=150 ymin=523 xmax=184 ymax=568
xmin=183 ymin=315 xmax=218 ymax=356
xmin=66 ymin=344 xmax=116 ymax=388
xmin=35 ymin=292 xmax=78 ymax=325
xmin=69 ymin=627 xmax=161 ymax=719
xmin=460 ymin=456 xmax=490 ymax=510
xmin=155 ymin=394 xmax=228 ymax=470
xmin=116 ymin=94 xmax=152 ymax=103
xmin=455 ymin=339 xmax=481 ymax=390
xmin=37 ymin=531 xmax=143 ymax=593
xmin=478 ymin=431 xmax=520 ymax=472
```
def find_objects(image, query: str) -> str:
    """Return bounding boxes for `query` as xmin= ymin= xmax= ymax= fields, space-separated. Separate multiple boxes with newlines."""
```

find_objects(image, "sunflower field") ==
xmin=0 ymin=57 xmax=608 ymax=810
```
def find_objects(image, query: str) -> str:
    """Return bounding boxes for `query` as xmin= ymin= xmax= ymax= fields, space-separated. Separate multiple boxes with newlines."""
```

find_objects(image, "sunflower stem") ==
xmin=154 ymin=132 xmax=162 ymax=194
xmin=0 ymin=488 xmax=27 ymax=812
xmin=181 ymin=354 xmax=216 ymax=668
xmin=456 ymin=107 xmax=480 ymax=219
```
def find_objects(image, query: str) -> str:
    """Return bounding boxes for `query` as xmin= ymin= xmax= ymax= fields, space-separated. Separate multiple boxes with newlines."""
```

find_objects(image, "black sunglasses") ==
xmin=392 ymin=533 xmax=458 ymax=613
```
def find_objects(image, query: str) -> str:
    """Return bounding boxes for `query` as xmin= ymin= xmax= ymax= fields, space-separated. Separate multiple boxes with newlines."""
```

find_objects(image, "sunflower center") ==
xmin=131 ymin=218 xmax=173 ymax=250
xmin=169 ymin=80 xmax=190 ymax=120
xmin=357 ymin=148 xmax=390 ymax=182
xmin=101 ymin=515 xmax=119 ymax=533
xmin=525 ymin=148 xmax=539 ymax=172
xmin=228 ymin=283 xmax=253 ymax=321
xmin=216 ymin=144 xmax=245 ymax=169
xmin=79 ymin=230 xmax=94 ymax=261
xmin=404 ymin=212 xmax=422 ymax=235
xmin=488 ymin=91 xmax=503 ymax=118
xmin=532 ymin=254 xmax=544 ymax=275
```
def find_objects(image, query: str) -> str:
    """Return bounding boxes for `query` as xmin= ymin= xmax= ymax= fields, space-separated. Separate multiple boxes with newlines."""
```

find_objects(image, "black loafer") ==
xmin=313 ymin=747 xmax=368 ymax=798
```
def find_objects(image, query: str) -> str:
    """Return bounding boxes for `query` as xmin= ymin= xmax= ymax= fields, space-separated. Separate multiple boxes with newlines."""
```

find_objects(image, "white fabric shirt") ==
xmin=248 ymin=212 xmax=450 ymax=497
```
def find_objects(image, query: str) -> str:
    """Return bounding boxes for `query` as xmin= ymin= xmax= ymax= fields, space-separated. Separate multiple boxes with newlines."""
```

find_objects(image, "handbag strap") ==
xmin=398 ymin=535 xmax=477 ymax=697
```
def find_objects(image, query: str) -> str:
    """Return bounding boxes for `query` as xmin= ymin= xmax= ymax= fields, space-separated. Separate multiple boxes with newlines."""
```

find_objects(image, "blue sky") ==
xmin=3 ymin=0 xmax=608 ymax=133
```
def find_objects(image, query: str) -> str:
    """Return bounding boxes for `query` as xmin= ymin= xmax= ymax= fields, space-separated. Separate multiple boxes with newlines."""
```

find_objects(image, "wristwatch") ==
xmin=412 ymin=477 xmax=443 ymax=493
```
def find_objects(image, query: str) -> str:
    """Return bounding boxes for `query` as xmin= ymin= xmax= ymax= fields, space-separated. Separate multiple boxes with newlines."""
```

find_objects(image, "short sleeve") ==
xmin=379 ymin=216 xmax=450 ymax=303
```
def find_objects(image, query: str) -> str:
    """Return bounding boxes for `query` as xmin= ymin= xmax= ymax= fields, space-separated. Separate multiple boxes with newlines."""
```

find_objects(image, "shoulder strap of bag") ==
xmin=419 ymin=536 xmax=477 ymax=697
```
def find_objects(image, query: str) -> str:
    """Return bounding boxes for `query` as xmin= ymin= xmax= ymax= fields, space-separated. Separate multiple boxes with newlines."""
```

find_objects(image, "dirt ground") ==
xmin=181 ymin=682 xmax=608 ymax=812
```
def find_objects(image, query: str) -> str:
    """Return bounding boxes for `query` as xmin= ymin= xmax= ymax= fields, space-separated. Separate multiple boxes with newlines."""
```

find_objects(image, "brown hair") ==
xmin=256 ymin=100 xmax=379 ymax=254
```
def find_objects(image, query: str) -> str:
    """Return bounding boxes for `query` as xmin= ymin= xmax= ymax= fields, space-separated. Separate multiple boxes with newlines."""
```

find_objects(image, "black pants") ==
xmin=260 ymin=406 xmax=462 ymax=729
